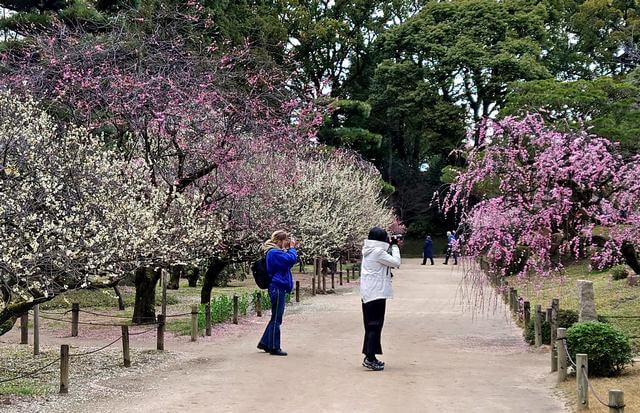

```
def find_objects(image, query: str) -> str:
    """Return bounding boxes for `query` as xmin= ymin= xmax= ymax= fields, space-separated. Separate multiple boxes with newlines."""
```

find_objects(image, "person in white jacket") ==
xmin=359 ymin=227 xmax=401 ymax=371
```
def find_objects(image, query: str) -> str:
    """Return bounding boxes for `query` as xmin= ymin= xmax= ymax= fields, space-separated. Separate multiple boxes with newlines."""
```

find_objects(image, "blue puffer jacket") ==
xmin=266 ymin=248 xmax=297 ymax=293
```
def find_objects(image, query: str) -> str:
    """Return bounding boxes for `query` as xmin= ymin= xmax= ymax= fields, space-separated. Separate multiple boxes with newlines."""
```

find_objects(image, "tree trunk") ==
xmin=113 ymin=285 xmax=125 ymax=310
xmin=187 ymin=266 xmax=200 ymax=288
xmin=0 ymin=316 xmax=17 ymax=336
xmin=167 ymin=264 xmax=181 ymax=290
xmin=622 ymin=241 xmax=640 ymax=274
xmin=200 ymin=258 xmax=227 ymax=304
xmin=132 ymin=267 xmax=161 ymax=324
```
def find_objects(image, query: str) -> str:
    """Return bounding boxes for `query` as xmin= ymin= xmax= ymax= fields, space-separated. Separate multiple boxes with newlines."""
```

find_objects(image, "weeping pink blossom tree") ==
xmin=443 ymin=114 xmax=640 ymax=283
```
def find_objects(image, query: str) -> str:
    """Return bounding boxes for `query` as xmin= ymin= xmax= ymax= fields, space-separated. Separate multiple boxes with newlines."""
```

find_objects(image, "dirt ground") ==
xmin=2 ymin=259 xmax=568 ymax=412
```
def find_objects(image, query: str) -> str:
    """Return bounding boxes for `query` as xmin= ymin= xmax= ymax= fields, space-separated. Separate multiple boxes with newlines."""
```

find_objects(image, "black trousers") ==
xmin=362 ymin=299 xmax=386 ymax=356
xmin=422 ymin=256 xmax=434 ymax=265
xmin=444 ymin=248 xmax=458 ymax=264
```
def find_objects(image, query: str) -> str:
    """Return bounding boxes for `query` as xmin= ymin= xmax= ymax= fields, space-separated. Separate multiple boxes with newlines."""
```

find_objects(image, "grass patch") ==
xmin=0 ymin=380 xmax=50 ymax=396
xmin=0 ymin=348 xmax=58 ymax=396
xmin=510 ymin=263 xmax=640 ymax=342
xmin=558 ymin=363 xmax=640 ymax=413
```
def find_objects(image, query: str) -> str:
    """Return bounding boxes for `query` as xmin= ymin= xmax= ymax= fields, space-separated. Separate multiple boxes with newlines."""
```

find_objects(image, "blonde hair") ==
xmin=270 ymin=230 xmax=289 ymax=243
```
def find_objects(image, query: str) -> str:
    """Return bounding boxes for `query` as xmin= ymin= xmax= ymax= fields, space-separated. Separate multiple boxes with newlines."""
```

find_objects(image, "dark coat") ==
xmin=423 ymin=238 xmax=433 ymax=257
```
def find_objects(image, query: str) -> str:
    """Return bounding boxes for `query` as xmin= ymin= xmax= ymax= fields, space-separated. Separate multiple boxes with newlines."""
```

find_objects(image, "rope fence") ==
xmin=4 ymin=258 xmax=362 ymax=394
xmin=582 ymin=366 xmax=625 ymax=410
xmin=77 ymin=309 xmax=132 ymax=319
xmin=68 ymin=336 xmax=123 ymax=358
xmin=506 ymin=287 xmax=631 ymax=413
xmin=558 ymin=334 xmax=626 ymax=412
xmin=0 ymin=357 xmax=61 ymax=384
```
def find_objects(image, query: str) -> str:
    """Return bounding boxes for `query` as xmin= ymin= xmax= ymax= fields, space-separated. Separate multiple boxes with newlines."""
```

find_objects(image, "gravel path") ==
xmin=3 ymin=259 xmax=568 ymax=412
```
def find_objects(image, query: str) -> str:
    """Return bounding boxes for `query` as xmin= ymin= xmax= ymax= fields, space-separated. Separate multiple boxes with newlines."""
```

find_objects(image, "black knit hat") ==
xmin=368 ymin=227 xmax=389 ymax=243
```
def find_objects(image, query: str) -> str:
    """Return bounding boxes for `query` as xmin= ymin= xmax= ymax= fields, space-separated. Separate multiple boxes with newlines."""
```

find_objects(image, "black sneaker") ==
xmin=257 ymin=343 xmax=271 ymax=352
xmin=269 ymin=349 xmax=288 ymax=356
xmin=362 ymin=357 xmax=384 ymax=371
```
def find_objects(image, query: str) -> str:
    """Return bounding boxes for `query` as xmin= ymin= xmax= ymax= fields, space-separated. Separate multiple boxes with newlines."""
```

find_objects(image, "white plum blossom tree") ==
xmin=272 ymin=150 xmax=394 ymax=260
xmin=0 ymin=92 xmax=219 ymax=333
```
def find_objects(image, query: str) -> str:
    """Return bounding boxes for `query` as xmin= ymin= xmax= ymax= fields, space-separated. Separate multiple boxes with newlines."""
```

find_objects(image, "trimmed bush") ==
xmin=524 ymin=309 xmax=578 ymax=345
xmin=610 ymin=265 xmax=629 ymax=281
xmin=566 ymin=321 xmax=632 ymax=377
xmin=556 ymin=309 xmax=579 ymax=328
xmin=525 ymin=319 xmax=551 ymax=345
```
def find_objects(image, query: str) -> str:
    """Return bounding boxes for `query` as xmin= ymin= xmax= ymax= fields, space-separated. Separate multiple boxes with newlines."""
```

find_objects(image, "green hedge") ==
xmin=566 ymin=321 xmax=633 ymax=377
xmin=524 ymin=309 xmax=579 ymax=345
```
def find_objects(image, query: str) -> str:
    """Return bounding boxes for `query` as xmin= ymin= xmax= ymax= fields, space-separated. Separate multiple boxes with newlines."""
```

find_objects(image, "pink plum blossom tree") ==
xmin=443 ymin=114 xmax=640 ymax=283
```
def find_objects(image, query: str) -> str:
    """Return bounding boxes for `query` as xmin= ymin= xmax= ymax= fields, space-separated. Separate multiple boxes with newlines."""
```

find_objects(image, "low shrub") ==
xmin=610 ymin=265 xmax=629 ymax=281
xmin=524 ymin=309 xmax=579 ymax=345
xmin=197 ymin=290 xmax=292 ymax=328
xmin=566 ymin=321 xmax=632 ymax=377
xmin=525 ymin=319 xmax=551 ymax=345
xmin=556 ymin=309 xmax=579 ymax=328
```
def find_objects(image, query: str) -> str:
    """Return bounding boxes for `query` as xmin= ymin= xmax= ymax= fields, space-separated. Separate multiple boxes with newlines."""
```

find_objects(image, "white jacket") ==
xmin=359 ymin=239 xmax=401 ymax=304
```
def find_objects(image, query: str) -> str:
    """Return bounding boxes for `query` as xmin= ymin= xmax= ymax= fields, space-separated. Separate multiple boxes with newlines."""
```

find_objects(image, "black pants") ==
xmin=422 ymin=256 xmax=434 ymax=265
xmin=444 ymin=248 xmax=458 ymax=264
xmin=362 ymin=299 xmax=386 ymax=356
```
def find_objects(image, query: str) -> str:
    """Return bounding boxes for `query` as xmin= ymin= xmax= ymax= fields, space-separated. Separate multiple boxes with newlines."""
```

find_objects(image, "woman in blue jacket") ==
xmin=257 ymin=230 xmax=298 ymax=356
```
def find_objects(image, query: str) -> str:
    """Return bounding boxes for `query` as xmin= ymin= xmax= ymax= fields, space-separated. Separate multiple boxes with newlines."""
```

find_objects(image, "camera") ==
xmin=390 ymin=234 xmax=403 ymax=245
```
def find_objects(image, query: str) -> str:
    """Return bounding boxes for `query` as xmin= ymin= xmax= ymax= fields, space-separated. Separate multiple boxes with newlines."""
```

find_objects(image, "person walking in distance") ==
xmin=421 ymin=235 xmax=434 ymax=265
xmin=444 ymin=231 xmax=458 ymax=265
xmin=257 ymin=230 xmax=298 ymax=356
xmin=360 ymin=227 xmax=401 ymax=371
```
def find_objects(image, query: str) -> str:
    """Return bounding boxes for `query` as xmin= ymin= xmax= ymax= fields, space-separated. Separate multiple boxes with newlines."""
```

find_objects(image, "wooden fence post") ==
xmin=557 ymin=328 xmax=567 ymax=382
xmin=500 ymin=278 xmax=507 ymax=303
xmin=20 ymin=313 xmax=28 ymax=345
xmin=121 ymin=326 xmax=131 ymax=367
xmin=577 ymin=354 xmax=589 ymax=410
xmin=156 ymin=315 xmax=165 ymax=351
xmin=295 ymin=281 xmax=300 ymax=303
xmin=346 ymin=269 xmax=350 ymax=283
xmin=232 ymin=295 xmax=238 ymax=325
xmin=205 ymin=302 xmax=212 ymax=336
xmin=190 ymin=304 xmax=198 ymax=342
xmin=312 ymin=276 xmax=316 ymax=296
xmin=71 ymin=303 xmax=79 ymax=337
xmin=339 ymin=271 xmax=343 ymax=286
xmin=331 ymin=271 xmax=335 ymax=290
xmin=551 ymin=299 xmax=559 ymax=372
xmin=546 ymin=307 xmax=553 ymax=323
xmin=33 ymin=304 xmax=40 ymax=356
xmin=255 ymin=292 xmax=262 ymax=317
xmin=534 ymin=304 xmax=542 ymax=347
xmin=321 ymin=260 xmax=326 ymax=293
xmin=59 ymin=344 xmax=69 ymax=394
xmin=523 ymin=301 xmax=531 ymax=327
xmin=161 ymin=269 xmax=168 ymax=318
xmin=609 ymin=389 xmax=624 ymax=413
